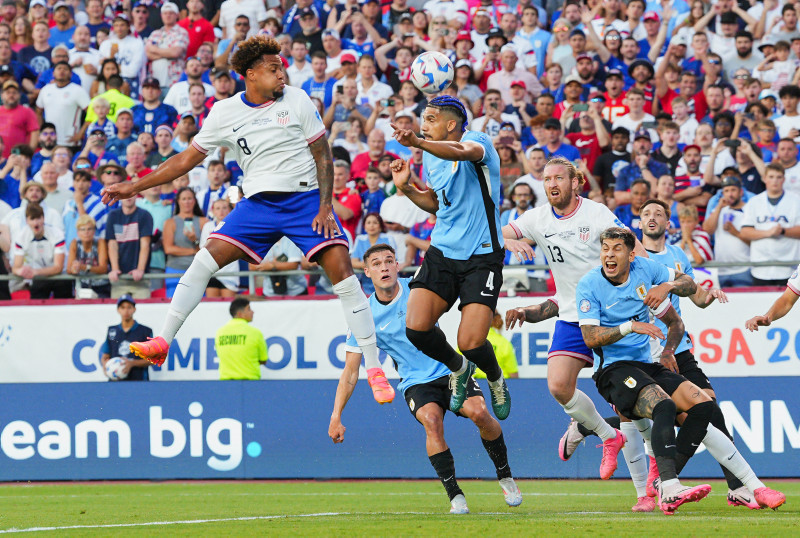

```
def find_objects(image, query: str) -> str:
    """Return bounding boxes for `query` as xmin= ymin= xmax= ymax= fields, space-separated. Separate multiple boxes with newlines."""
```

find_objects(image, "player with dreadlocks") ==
xmin=389 ymin=95 xmax=535 ymax=423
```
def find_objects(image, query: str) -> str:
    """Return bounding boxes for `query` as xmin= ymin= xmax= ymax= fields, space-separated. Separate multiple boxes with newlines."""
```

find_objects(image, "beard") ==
xmin=41 ymin=140 xmax=56 ymax=150
xmin=737 ymin=48 xmax=751 ymax=58
xmin=643 ymin=225 xmax=667 ymax=240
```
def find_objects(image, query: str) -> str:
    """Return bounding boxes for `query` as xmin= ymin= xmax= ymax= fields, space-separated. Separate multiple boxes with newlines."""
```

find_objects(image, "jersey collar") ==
xmin=240 ymin=91 xmax=275 ymax=109
xmin=551 ymin=196 xmax=582 ymax=220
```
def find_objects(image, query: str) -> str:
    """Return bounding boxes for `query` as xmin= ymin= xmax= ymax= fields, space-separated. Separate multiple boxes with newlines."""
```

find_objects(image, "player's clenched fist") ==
xmin=328 ymin=418 xmax=346 ymax=444
xmin=391 ymin=158 xmax=411 ymax=190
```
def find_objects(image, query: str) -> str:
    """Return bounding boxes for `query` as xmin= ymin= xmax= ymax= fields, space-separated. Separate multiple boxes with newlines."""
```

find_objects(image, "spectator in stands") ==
xmin=125 ymin=142 xmax=152 ymax=181
xmin=38 ymin=162 xmax=69 ymax=213
xmin=612 ymin=88 xmax=655 ymax=141
xmin=106 ymin=186 xmax=153 ymax=299
xmin=614 ymin=129 xmax=669 ymax=205
xmin=358 ymin=167 xmax=385 ymax=216
xmin=287 ymin=39 xmax=313 ymax=88
xmin=2 ymin=181 xmax=62 ymax=245
xmin=486 ymin=44 xmax=542 ymax=103
xmin=85 ymin=75 xmax=134 ymax=127
xmin=702 ymin=176 xmax=752 ymax=287
xmin=98 ymin=14 xmax=145 ymax=97
xmin=69 ymin=29 xmax=103 ymax=94
xmin=564 ymin=106 xmax=609 ymax=172
xmin=178 ymin=0 xmax=215 ymax=58
xmin=163 ymin=186 xmax=207 ymax=298
xmin=472 ymin=89 xmax=520 ymax=137
xmin=132 ymin=77 xmax=178 ymax=136
xmin=540 ymin=117 xmax=579 ymax=161
xmin=12 ymin=203 xmax=70 ymax=298
xmin=30 ymin=122 xmax=57 ymax=175
xmin=380 ymin=187 xmax=427 ymax=265
xmin=19 ymin=21 xmax=53 ymax=77
xmin=740 ymin=163 xmax=800 ymax=286
xmin=105 ymin=109 xmax=136 ymax=165
xmin=147 ymin=125 xmax=178 ymax=168
xmin=90 ymin=58 xmax=130 ymax=97
xmin=775 ymin=138 xmax=800 ymax=196
xmin=592 ymin=126 xmax=630 ymax=193
xmin=100 ymin=294 xmax=153 ymax=380
xmin=35 ymin=61 xmax=90 ymax=147
xmin=66 ymin=213 xmax=109 ymax=298
xmin=331 ymin=160 xmax=362 ymax=239
xmin=164 ymin=56 xmax=214 ymax=115
xmin=615 ymin=178 xmax=650 ymax=240
xmin=774 ymin=85 xmax=800 ymax=140
xmin=0 ymin=143 xmax=33 ymax=208
xmin=323 ymin=77 xmax=371 ymax=131
xmin=82 ymin=98 xmax=117 ymax=140
xmin=351 ymin=129 xmax=398 ymax=181
xmin=403 ymin=213 xmax=436 ymax=269
xmin=215 ymin=297 xmax=267 ymax=380
xmin=146 ymin=3 xmax=189 ymax=92
xmin=62 ymin=169 xmax=107 ymax=251
xmin=195 ymin=160 xmax=229 ymax=218
xmin=301 ymin=51 xmax=335 ymax=109
xmin=0 ymin=80 xmax=38 ymax=157
xmin=49 ymin=2 xmax=76 ymax=48
xmin=675 ymin=204 xmax=713 ymax=266
xmin=198 ymin=198 xmax=238 ymax=298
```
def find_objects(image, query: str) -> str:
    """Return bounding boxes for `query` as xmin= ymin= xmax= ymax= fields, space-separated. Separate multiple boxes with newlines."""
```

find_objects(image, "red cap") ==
xmin=340 ymin=53 xmax=357 ymax=64
xmin=455 ymin=30 xmax=474 ymax=44
xmin=683 ymin=144 xmax=702 ymax=153
xmin=510 ymin=80 xmax=526 ymax=90
xmin=643 ymin=11 xmax=660 ymax=22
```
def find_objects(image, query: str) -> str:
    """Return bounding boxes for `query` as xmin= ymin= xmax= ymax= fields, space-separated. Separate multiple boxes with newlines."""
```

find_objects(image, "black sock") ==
xmin=481 ymin=433 xmax=511 ymax=479
xmin=675 ymin=400 xmax=715 ymax=474
xmin=577 ymin=416 xmax=621 ymax=438
xmin=462 ymin=341 xmax=502 ymax=382
xmin=406 ymin=327 xmax=463 ymax=371
xmin=651 ymin=399 xmax=678 ymax=482
xmin=429 ymin=449 xmax=463 ymax=501
xmin=709 ymin=400 xmax=745 ymax=490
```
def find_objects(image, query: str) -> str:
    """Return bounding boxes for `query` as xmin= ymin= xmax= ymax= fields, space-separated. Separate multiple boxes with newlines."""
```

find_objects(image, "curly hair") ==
xmin=230 ymin=35 xmax=282 ymax=77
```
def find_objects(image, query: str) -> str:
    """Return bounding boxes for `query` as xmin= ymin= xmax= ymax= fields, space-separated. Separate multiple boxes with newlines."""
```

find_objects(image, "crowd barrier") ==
xmin=0 ymin=378 xmax=797 ymax=481
xmin=1 ymin=291 xmax=799 ymax=382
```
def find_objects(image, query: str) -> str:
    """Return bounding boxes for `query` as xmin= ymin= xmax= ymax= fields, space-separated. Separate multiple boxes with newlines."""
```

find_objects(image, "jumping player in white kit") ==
xmin=101 ymin=35 xmax=394 ymax=404
xmin=501 ymin=158 xmax=697 ymax=480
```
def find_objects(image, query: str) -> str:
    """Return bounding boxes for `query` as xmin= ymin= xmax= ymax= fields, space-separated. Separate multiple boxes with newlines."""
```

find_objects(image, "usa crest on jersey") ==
xmin=578 ymin=226 xmax=590 ymax=243
xmin=277 ymin=110 xmax=290 ymax=126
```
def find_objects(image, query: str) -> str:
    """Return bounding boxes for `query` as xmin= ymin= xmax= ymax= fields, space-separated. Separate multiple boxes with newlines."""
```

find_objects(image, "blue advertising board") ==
xmin=0 ymin=378 xmax=797 ymax=481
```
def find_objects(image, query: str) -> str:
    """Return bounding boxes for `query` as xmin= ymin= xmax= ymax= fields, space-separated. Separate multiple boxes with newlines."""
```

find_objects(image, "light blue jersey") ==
xmin=423 ymin=131 xmax=504 ymax=260
xmin=646 ymin=245 xmax=695 ymax=355
xmin=576 ymin=257 xmax=676 ymax=370
xmin=345 ymin=278 xmax=451 ymax=395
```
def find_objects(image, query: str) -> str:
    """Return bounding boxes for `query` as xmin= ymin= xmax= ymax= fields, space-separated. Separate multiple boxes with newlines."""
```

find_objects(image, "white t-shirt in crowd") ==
xmin=741 ymin=191 xmax=800 ymax=280
xmin=712 ymin=205 xmax=750 ymax=276
xmin=35 ymin=83 xmax=91 ymax=146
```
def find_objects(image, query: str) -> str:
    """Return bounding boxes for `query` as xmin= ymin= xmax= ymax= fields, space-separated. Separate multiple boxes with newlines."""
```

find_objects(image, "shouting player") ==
xmin=101 ymin=36 xmax=394 ymax=404
xmin=388 ymin=96 xmax=531 ymax=420
xmin=501 ymin=158 xmax=667 ymax=480
xmin=329 ymin=244 xmax=522 ymax=514
xmin=577 ymin=227 xmax=717 ymax=515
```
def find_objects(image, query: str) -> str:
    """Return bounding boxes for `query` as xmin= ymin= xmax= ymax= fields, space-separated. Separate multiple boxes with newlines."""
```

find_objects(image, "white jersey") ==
xmin=35 ymin=83 xmax=91 ymax=146
xmin=787 ymin=264 xmax=800 ymax=296
xmin=741 ymin=191 xmax=800 ymax=280
xmin=191 ymin=86 xmax=326 ymax=197
xmin=12 ymin=224 xmax=65 ymax=271
xmin=509 ymin=197 xmax=623 ymax=322
xmin=712 ymin=206 xmax=750 ymax=276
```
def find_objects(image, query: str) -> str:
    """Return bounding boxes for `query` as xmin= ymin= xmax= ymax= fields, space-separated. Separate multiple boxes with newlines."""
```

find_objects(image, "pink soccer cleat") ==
xmin=754 ymin=487 xmax=786 ymax=510
xmin=598 ymin=429 xmax=626 ymax=480
xmin=632 ymin=496 xmax=656 ymax=513
xmin=659 ymin=483 xmax=712 ymax=515
xmin=129 ymin=336 xmax=169 ymax=366
xmin=727 ymin=486 xmax=761 ymax=510
xmin=367 ymin=367 xmax=395 ymax=404
xmin=646 ymin=457 xmax=659 ymax=498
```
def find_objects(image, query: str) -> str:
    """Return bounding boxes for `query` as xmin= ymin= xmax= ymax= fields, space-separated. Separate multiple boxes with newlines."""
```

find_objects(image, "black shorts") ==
xmin=207 ymin=277 xmax=226 ymax=289
xmin=675 ymin=350 xmax=712 ymax=391
xmin=593 ymin=361 xmax=687 ymax=419
xmin=403 ymin=375 xmax=483 ymax=421
xmin=409 ymin=246 xmax=504 ymax=311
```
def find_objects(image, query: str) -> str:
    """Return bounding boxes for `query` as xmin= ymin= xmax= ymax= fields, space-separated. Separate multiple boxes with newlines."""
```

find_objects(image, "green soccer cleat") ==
xmin=449 ymin=360 xmax=476 ymax=413
xmin=488 ymin=376 xmax=511 ymax=420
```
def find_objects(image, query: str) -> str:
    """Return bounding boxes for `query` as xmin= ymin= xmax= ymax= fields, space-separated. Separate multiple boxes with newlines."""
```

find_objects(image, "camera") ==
xmin=381 ymin=99 xmax=395 ymax=107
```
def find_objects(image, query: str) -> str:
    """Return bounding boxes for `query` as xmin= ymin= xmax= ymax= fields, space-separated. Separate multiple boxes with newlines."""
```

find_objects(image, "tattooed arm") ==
xmin=309 ymin=137 xmax=340 ymax=238
xmin=580 ymin=319 xmax=665 ymax=349
xmin=656 ymin=304 xmax=684 ymax=373
xmin=506 ymin=298 xmax=559 ymax=329
xmin=643 ymin=271 xmax=698 ymax=307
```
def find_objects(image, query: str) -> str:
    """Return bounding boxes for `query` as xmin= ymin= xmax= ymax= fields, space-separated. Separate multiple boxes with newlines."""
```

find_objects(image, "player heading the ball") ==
xmin=388 ymin=95 xmax=535 ymax=421
xmin=101 ymin=35 xmax=394 ymax=404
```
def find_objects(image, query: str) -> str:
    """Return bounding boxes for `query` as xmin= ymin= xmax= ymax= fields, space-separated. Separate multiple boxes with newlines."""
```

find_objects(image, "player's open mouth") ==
xmin=647 ymin=221 xmax=657 ymax=229
xmin=604 ymin=261 xmax=618 ymax=271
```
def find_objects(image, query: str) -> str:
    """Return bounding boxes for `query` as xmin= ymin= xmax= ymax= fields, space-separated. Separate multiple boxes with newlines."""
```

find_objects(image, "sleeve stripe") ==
xmin=509 ymin=221 xmax=523 ymax=239
xmin=667 ymin=267 xmax=676 ymax=281
xmin=579 ymin=319 xmax=600 ymax=326
xmin=191 ymin=140 xmax=209 ymax=155
xmin=343 ymin=345 xmax=362 ymax=354
xmin=307 ymin=129 xmax=326 ymax=144
xmin=788 ymin=282 xmax=800 ymax=296
xmin=654 ymin=300 xmax=672 ymax=318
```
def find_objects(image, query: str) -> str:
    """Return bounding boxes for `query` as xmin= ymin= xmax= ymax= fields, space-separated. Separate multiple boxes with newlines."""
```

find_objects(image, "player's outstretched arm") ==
xmin=581 ymin=320 xmax=664 ymax=349
xmin=329 ymin=351 xmax=363 ymax=444
xmin=643 ymin=272 xmax=697 ymax=307
xmin=100 ymin=146 xmax=206 ymax=204
xmin=745 ymin=288 xmax=799 ymax=332
xmin=390 ymin=122 xmax=484 ymax=162
xmin=689 ymin=286 xmax=728 ymax=308
xmin=506 ymin=299 xmax=559 ymax=329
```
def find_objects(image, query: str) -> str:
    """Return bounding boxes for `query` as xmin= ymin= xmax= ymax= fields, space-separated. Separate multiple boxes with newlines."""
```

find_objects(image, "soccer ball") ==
xmin=410 ymin=51 xmax=454 ymax=94
xmin=105 ymin=357 xmax=129 ymax=381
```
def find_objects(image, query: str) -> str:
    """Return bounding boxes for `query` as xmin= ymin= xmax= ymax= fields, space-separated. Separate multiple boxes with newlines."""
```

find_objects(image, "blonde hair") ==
xmin=76 ymin=214 xmax=97 ymax=230
xmin=677 ymin=205 xmax=698 ymax=220
xmin=544 ymin=157 xmax=586 ymax=187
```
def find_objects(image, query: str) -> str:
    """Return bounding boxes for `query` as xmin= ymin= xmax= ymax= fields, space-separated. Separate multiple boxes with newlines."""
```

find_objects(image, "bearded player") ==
xmin=101 ymin=36 xmax=394 ymax=404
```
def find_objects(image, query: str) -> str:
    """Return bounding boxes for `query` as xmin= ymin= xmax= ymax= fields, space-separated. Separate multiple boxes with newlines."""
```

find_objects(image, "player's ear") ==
xmin=447 ymin=119 xmax=457 ymax=134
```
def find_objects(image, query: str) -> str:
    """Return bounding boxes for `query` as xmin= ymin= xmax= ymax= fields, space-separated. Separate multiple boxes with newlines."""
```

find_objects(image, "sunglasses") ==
xmin=104 ymin=170 xmax=121 ymax=175
xmin=76 ymin=163 xmax=91 ymax=169
xmin=590 ymin=97 xmax=604 ymax=103
xmin=708 ymin=59 xmax=721 ymax=65
xmin=41 ymin=131 xmax=57 ymax=136
xmin=605 ymin=35 xmax=620 ymax=40
xmin=733 ymin=74 xmax=749 ymax=79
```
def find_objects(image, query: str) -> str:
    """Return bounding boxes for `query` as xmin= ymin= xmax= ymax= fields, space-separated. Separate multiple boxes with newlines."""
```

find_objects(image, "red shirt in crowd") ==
xmin=660 ymin=88 xmax=708 ymax=120
xmin=350 ymin=151 xmax=399 ymax=180
xmin=0 ymin=104 xmax=39 ymax=158
xmin=333 ymin=187 xmax=363 ymax=239
xmin=603 ymin=92 xmax=628 ymax=123
xmin=565 ymin=132 xmax=605 ymax=171
xmin=178 ymin=17 xmax=216 ymax=58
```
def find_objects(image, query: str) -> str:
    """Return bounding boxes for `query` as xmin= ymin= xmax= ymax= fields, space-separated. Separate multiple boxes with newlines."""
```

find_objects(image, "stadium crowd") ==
xmin=0 ymin=0 xmax=799 ymax=300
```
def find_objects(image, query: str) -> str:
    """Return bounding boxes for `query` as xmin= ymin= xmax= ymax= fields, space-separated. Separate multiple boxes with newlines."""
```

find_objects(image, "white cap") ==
xmin=161 ymin=2 xmax=179 ymax=14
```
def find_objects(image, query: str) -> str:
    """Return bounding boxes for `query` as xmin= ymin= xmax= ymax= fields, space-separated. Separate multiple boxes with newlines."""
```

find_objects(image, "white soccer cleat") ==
xmin=727 ymin=486 xmax=761 ymax=510
xmin=499 ymin=477 xmax=523 ymax=507
xmin=450 ymin=494 xmax=469 ymax=514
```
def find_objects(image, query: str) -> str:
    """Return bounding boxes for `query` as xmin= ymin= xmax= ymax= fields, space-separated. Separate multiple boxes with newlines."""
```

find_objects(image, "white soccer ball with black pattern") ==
xmin=104 ymin=357 xmax=129 ymax=381
xmin=410 ymin=51 xmax=454 ymax=94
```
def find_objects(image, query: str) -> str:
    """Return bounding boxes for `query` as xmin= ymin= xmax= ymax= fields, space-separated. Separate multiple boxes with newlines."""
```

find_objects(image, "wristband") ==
xmin=619 ymin=321 xmax=633 ymax=336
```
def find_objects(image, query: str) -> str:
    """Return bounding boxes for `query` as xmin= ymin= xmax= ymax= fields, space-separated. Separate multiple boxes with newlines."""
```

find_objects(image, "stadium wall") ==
xmin=1 ymin=291 xmax=800 ymax=382
xmin=0 ymin=378 xmax=798 ymax=481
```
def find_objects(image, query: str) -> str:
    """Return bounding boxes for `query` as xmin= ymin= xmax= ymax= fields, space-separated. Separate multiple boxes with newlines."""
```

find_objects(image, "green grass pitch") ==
xmin=0 ymin=479 xmax=797 ymax=536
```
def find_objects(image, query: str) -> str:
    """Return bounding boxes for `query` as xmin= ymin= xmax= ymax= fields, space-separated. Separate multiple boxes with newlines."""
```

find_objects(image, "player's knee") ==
xmin=418 ymin=412 xmax=444 ymax=436
xmin=547 ymin=377 xmax=575 ymax=404
xmin=651 ymin=398 xmax=677 ymax=422
xmin=685 ymin=399 xmax=715 ymax=422
xmin=468 ymin=405 xmax=493 ymax=429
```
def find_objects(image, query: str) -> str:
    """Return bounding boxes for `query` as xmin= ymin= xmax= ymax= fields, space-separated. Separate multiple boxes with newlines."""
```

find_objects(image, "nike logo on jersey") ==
xmin=665 ymin=444 xmax=675 ymax=448
xmin=481 ymin=291 xmax=494 ymax=297
xmin=233 ymin=124 xmax=246 ymax=132
xmin=606 ymin=301 xmax=620 ymax=309
xmin=574 ymin=139 xmax=592 ymax=147
xmin=379 ymin=321 xmax=391 ymax=331
xmin=544 ymin=233 xmax=558 ymax=238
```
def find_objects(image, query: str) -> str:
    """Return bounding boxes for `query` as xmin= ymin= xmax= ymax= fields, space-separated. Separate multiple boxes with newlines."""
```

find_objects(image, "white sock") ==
xmin=453 ymin=355 xmax=467 ymax=375
xmin=159 ymin=248 xmax=218 ymax=344
xmin=562 ymin=390 xmax=616 ymax=441
xmin=702 ymin=425 xmax=765 ymax=492
xmin=620 ymin=421 xmax=648 ymax=497
xmin=333 ymin=275 xmax=380 ymax=370
xmin=633 ymin=419 xmax=655 ymax=457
